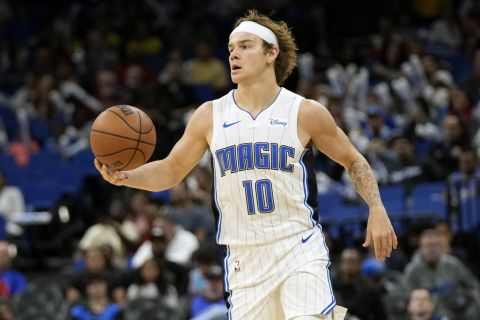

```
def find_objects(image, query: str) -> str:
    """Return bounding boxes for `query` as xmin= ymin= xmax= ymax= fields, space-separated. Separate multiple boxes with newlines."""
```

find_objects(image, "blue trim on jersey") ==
xmin=299 ymin=149 xmax=316 ymax=227
xmin=321 ymin=297 xmax=337 ymax=315
xmin=300 ymin=150 xmax=336 ymax=313
xmin=224 ymin=246 xmax=233 ymax=320
xmin=232 ymin=88 xmax=283 ymax=120
xmin=317 ymin=223 xmax=336 ymax=314
xmin=212 ymin=161 xmax=223 ymax=242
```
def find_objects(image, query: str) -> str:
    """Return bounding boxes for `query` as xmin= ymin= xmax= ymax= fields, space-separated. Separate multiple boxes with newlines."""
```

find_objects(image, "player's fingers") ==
xmin=94 ymin=159 xmax=102 ymax=171
xmin=385 ymin=232 xmax=393 ymax=258
xmin=376 ymin=234 xmax=387 ymax=261
xmin=392 ymin=230 xmax=398 ymax=249
xmin=112 ymin=171 xmax=127 ymax=185
xmin=372 ymin=235 xmax=380 ymax=260
xmin=363 ymin=228 xmax=372 ymax=247
xmin=100 ymin=163 xmax=110 ymax=178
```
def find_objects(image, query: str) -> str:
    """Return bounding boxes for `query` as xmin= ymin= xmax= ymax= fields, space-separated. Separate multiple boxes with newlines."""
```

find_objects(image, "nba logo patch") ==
xmin=234 ymin=260 xmax=240 ymax=272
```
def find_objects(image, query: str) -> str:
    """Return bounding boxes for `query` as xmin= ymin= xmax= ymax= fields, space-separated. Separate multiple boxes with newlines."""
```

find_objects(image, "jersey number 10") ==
xmin=242 ymin=179 xmax=275 ymax=214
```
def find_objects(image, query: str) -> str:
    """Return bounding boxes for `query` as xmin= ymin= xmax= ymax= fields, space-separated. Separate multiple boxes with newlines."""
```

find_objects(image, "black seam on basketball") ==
xmin=106 ymin=109 xmax=142 ymax=133
xmin=106 ymin=109 xmax=153 ymax=134
xmin=90 ymin=129 xmax=155 ymax=146
xmin=96 ymin=147 xmax=145 ymax=158
xmin=120 ymin=110 xmax=142 ymax=170
xmin=140 ymin=118 xmax=154 ymax=134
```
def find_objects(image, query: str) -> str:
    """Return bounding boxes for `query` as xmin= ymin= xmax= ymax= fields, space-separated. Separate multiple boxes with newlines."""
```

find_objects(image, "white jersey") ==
xmin=210 ymin=88 xmax=320 ymax=246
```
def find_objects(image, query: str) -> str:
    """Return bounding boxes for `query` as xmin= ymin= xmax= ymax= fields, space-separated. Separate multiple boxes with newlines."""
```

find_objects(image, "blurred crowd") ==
xmin=0 ymin=0 xmax=479 ymax=319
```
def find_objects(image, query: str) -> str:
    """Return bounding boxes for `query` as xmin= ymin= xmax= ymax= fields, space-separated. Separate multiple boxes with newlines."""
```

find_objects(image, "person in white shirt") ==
xmin=0 ymin=170 xmax=25 ymax=236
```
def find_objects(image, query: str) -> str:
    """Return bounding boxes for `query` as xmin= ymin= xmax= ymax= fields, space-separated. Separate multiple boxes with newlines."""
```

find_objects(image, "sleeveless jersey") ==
xmin=210 ymin=88 xmax=319 ymax=246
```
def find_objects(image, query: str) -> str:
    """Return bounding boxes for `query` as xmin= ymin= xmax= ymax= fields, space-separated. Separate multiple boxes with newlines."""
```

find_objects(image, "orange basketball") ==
xmin=90 ymin=105 xmax=156 ymax=171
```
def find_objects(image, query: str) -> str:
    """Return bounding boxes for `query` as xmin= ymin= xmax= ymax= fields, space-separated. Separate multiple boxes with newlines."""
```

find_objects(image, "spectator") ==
xmin=132 ymin=210 xmax=199 ymax=268
xmin=168 ymin=180 xmax=212 ymax=243
xmin=0 ymin=241 xmax=27 ymax=300
xmin=129 ymin=190 xmax=155 ymax=240
xmin=462 ymin=48 xmax=480 ymax=105
xmin=68 ymin=273 xmax=122 ymax=320
xmin=156 ymin=49 xmax=196 ymax=151
xmin=0 ymin=298 xmax=14 ymax=320
xmin=446 ymin=148 xmax=480 ymax=233
xmin=449 ymin=87 xmax=474 ymax=134
xmin=433 ymin=221 xmax=467 ymax=261
xmin=349 ymin=106 xmax=393 ymax=155
xmin=403 ymin=98 xmax=441 ymax=155
xmin=184 ymin=39 xmax=229 ymax=93
xmin=431 ymin=114 xmax=470 ymax=176
xmin=0 ymin=170 xmax=25 ymax=236
xmin=190 ymin=265 xmax=227 ymax=319
xmin=408 ymin=288 xmax=448 ymax=320
xmin=189 ymin=244 xmax=222 ymax=296
xmin=403 ymin=229 xmax=480 ymax=319
xmin=66 ymin=247 xmax=115 ymax=304
xmin=121 ymin=63 xmax=154 ymax=108
xmin=332 ymin=248 xmax=388 ymax=320
xmin=383 ymin=135 xmax=444 ymax=192
xmin=78 ymin=197 xmax=140 ymax=268
xmin=85 ymin=29 xmax=119 ymax=74
xmin=187 ymin=165 xmax=213 ymax=208
xmin=132 ymin=211 xmax=198 ymax=294
xmin=429 ymin=6 xmax=462 ymax=48
xmin=94 ymin=69 xmax=120 ymax=107
xmin=124 ymin=258 xmax=178 ymax=309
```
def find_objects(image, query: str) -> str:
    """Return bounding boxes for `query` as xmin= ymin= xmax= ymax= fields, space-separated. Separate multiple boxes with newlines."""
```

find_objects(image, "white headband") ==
xmin=230 ymin=21 xmax=279 ymax=48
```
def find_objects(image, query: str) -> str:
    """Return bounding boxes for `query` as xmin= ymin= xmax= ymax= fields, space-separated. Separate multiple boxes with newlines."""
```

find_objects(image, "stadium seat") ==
xmin=380 ymin=185 xmax=406 ymax=215
xmin=0 ymin=154 xmax=27 ymax=185
xmin=70 ymin=148 xmax=98 ymax=176
xmin=29 ymin=148 xmax=62 ymax=174
xmin=318 ymin=192 xmax=365 ymax=240
xmin=380 ymin=185 xmax=407 ymax=233
xmin=0 ymin=104 xmax=19 ymax=140
xmin=409 ymin=182 xmax=447 ymax=220
xmin=382 ymin=293 xmax=408 ymax=320
xmin=193 ymin=84 xmax=215 ymax=104
xmin=20 ymin=180 xmax=63 ymax=209
xmin=29 ymin=117 xmax=53 ymax=145
xmin=124 ymin=298 xmax=175 ymax=320
xmin=16 ymin=281 xmax=67 ymax=320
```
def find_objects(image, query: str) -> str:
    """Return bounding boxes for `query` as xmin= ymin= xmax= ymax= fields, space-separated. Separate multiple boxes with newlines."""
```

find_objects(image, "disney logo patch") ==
xmin=268 ymin=118 xmax=288 ymax=126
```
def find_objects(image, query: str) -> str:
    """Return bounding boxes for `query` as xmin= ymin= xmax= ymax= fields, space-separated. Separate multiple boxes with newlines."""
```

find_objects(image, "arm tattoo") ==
xmin=347 ymin=156 xmax=383 ymax=208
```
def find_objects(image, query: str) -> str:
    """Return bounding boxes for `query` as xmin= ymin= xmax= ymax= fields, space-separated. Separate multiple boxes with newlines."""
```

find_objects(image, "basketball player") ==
xmin=95 ymin=10 xmax=397 ymax=320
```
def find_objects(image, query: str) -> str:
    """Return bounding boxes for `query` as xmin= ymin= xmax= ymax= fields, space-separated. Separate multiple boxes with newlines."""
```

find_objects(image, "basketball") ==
xmin=90 ymin=105 xmax=156 ymax=171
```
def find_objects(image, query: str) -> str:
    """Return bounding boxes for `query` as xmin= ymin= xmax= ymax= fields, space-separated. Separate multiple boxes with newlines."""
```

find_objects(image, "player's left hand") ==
xmin=363 ymin=206 xmax=397 ymax=261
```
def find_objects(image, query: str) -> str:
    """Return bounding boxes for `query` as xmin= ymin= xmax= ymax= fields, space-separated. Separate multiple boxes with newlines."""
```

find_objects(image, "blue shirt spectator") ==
xmin=69 ymin=303 xmax=122 ymax=320
xmin=0 ymin=241 xmax=27 ymax=299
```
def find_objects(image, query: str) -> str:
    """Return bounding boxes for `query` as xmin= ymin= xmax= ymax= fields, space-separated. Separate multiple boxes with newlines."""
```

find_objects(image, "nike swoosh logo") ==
xmin=301 ymin=231 xmax=315 ymax=243
xmin=223 ymin=120 xmax=241 ymax=128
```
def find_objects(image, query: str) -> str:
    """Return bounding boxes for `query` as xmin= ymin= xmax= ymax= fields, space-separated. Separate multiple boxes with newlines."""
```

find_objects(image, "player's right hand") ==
xmin=94 ymin=159 xmax=128 ymax=186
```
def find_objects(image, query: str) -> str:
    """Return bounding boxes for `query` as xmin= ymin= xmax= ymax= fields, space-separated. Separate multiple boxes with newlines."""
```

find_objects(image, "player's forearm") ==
xmin=347 ymin=156 xmax=384 ymax=209
xmin=123 ymin=159 xmax=183 ymax=192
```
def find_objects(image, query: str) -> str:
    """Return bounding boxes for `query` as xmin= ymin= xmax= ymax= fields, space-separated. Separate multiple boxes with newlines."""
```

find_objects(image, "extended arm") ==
xmin=298 ymin=99 xmax=397 ymax=260
xmin=347 ymin=156 xmax=383 ymax=209
xmin=95 ymin=102 xmax=212 ymax=192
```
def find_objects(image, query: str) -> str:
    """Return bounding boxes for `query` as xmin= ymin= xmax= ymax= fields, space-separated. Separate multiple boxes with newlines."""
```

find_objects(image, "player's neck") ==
xmin=235 ymin=78 xmax=280 ymax=114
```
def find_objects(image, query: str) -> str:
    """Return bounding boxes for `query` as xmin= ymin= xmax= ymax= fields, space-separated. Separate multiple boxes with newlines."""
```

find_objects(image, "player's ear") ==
xmin=266 ymin=46 xmax=279 ymax=64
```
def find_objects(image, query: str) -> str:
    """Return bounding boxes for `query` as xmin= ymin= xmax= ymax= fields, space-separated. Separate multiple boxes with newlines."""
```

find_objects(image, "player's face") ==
xmin=228 ymin=33 xmax=274 ymax=84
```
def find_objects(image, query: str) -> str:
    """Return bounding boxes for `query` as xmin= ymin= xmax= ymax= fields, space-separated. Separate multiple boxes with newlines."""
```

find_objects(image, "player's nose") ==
xmin=229 ymin=50 xmax=239 ymax=61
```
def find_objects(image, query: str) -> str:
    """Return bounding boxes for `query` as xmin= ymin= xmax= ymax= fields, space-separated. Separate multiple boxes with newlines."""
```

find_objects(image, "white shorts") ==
xmin=224 ymin=226 xmax=336 ymax=320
